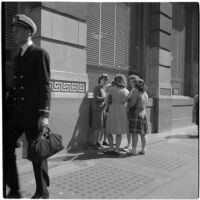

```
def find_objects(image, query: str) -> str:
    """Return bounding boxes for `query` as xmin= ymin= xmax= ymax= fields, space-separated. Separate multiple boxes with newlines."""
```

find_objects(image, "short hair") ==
xmin=114 ymin=74 xmax=127 ymax=88
xmin=98 ymin=73 xmax=109 ymax=84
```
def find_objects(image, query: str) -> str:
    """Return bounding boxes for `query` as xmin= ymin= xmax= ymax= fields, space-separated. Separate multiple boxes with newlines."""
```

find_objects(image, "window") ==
xmin=87 ymin=3 xmax=129 ymax=69
xmin=171 ymin=3 xmax=186 ymax=95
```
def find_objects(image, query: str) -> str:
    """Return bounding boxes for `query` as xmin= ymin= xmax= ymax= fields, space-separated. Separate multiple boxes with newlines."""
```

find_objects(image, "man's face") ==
xmin=12 ymin=24 xmax=29 ymax=45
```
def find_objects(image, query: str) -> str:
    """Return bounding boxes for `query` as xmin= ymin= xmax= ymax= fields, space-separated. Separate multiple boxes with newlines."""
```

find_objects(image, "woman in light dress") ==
xmin=105 ymin=74 xmax=129 ymax=155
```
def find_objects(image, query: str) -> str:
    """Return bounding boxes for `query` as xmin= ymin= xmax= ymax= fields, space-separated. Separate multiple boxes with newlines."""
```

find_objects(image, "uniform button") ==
xmin=20 ymin=86 xmax=24 ymax=90
xmin=13 ymin=87 xmax=16 ymax=90
xmin=14 ymin=76 xmax=17 ymax=79
xmin=21 ymin=97 xmax=24 ymax=101
xmin=20 ymin=75 xmax=23 ymax=79
xmin=13 ymin=98 xmax=16 ymax=101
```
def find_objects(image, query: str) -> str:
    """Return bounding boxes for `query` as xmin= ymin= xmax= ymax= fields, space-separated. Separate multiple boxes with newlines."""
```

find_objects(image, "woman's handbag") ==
xmin=28 ymin=127 xmax=64 ymax=163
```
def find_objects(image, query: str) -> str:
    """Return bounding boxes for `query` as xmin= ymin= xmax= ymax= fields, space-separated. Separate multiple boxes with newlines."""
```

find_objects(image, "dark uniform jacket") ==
xmin=7 ymin=44 xmax=51 ymax=127
xmin=92 ymin=85 xmax=106 ymax=111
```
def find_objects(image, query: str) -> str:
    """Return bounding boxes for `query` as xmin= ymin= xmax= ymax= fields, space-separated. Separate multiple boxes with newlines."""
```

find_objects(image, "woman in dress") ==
xmin=127 ymin=79 xmax=148 ymax=155
xmin=105 ymin=74 xmax=129 ymax=155
xmin=90 ymin=74 xmax=109 ymax=150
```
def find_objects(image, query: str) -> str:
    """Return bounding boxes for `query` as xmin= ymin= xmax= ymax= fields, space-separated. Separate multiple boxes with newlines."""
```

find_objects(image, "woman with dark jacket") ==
xmin=90 ymin=74 xmax=109 ymax=150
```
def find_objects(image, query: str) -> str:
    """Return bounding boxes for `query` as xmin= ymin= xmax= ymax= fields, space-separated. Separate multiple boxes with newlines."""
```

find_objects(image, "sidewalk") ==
xmin=15 ymin=125 xmax=198 ymax=199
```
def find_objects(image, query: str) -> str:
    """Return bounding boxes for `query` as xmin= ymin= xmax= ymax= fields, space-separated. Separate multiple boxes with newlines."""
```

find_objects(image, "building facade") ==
xmin=3 ymin=2 xmax=199 ymax=150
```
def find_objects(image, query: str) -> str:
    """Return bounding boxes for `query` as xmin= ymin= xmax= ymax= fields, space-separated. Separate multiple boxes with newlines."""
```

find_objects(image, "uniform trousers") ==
xmin=3 ymin=121 xmax=50 ymax=197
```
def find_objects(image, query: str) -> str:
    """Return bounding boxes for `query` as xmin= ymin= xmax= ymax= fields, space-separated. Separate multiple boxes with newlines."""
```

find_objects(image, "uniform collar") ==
xmin=21 ymin=40 xmax=33 ymax=56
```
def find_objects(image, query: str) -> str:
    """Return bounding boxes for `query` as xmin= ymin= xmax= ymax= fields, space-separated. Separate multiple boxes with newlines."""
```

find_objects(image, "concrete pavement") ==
xmin=13 ymin=125 xmax=199 ymax=199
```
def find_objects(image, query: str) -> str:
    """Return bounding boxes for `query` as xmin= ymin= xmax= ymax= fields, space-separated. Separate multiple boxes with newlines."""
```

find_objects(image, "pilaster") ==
xmin=150 ymin=3 xmax=173 ymax=132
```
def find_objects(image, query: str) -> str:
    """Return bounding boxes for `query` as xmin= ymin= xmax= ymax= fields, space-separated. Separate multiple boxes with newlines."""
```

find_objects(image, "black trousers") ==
xmin=3 ymin=122 xmax=50 ymax=197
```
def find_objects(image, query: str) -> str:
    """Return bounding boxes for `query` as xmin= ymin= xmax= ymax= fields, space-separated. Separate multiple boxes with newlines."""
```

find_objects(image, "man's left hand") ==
xmin=38 ymin=117 xmax=49 ymax=131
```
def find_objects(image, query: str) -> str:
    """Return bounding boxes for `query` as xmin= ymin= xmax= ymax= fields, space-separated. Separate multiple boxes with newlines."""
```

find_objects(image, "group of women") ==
xmin=90 ymin=73 xmax=149 ymax=155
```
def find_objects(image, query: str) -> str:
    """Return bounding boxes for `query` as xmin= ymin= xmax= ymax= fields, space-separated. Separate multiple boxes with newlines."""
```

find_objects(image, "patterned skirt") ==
xmin=129 ymin=113 xmax=148 ymax=135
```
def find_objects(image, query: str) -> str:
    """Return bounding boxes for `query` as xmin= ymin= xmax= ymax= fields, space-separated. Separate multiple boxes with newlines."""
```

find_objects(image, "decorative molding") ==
xmin=50 ymin=79 xmax=86 ymax=93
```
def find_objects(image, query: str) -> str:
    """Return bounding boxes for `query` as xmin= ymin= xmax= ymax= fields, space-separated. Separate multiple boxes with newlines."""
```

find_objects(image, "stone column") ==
xmin=150 ymin=3 xmax=173 ymax=132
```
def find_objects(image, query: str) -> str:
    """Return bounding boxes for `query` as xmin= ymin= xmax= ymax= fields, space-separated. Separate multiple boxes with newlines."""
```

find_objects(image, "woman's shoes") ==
xmin=127 ymin=149 xmax=145 ymax=155
xmin=127 ymin=150 xmax=138 ymax=156
xmin=123 ymin=145 xmax=131 ymax=152
xmin=138 ymin=150 xmax=145 ymax=155
xmin=102 ymin=141 xmax=109 ymax=146
xmin=103 ymin=149 xmax=120 ymax=156
xmin=96 ymin=143 xmax=103 ymax=149
xmin=112 ymin=150 xmax=120 ymax=156
xmin=89 ymin=144 xmax=101 ymax=150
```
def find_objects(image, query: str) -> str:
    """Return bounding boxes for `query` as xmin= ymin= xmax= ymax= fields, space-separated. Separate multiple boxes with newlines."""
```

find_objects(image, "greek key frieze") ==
xmin=50 ymin=80 xmax=86 ymax=93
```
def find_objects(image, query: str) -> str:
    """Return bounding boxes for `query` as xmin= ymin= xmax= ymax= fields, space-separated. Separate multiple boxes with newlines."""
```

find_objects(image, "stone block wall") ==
xmin=30 ymin=3 xmax=90 ymax=151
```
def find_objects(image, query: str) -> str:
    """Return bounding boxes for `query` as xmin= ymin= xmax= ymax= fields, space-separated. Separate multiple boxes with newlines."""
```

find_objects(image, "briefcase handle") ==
xmin=39 ymin=125 xmax=50 ymax=139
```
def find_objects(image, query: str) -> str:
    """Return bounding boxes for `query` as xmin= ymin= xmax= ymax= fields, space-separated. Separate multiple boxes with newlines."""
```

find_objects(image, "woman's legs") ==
xmin=132 ymin=133 xmax=138 ymax=152
xmin=125 ymin=132 xmax=131 ymax=149
xmin=140 ymin=134 xmax=146 ymax=153
xmin=95 ymin=129 xmax=101 ymax=144
xmin=106 ymin=133 xmax=114 ymax=149
xmin=92 ymin=129 xmax=101 ymax=149
xmin=103 ymin=129 xmax=108 ymax=145
xmin=99 ymin=128 xmax=108 ymax=145
xmin=115 ymin=134 xmax=122 ymax=151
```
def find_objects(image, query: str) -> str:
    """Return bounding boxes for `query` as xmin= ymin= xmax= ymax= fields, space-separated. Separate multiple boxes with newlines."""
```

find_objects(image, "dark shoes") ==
xmin=96 ymin=143 xmax=103 ymax=148
xmin=103 ymin=149 xmax=120 ymax=156
xmin=138 ymin=151 xmax=145 ymax=155
xmin=102 ymin=141 xmax=109 ymax=146
xmin=88 ymin=144 xmax=98 ymax=150
xmin=90 ymin=143 xmax=102 ymax=150
xmin=6 ymin=190 xmax=21 ymax=198
xmin=31 ymin=191 xmax=49 ymax=199
xmin=127 ymin=150 xmax=138 ymax=156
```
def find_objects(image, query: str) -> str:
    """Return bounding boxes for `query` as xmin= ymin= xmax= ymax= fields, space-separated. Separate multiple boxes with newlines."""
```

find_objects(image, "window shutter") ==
xmin=115 ymin=3 xmax=129 ymax=68
xmin=4 ymin=2 xmax=18 ymax=50
xmin=129 ymin=4 xmax=139 ymax=73
xmin=87 ymin=3 xmax=100 ymax=65
xmin=100 ymin=3 xmax=115 ymax=66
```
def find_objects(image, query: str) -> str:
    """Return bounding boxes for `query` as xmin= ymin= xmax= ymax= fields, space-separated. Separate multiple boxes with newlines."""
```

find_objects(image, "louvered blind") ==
xmin=4 ymin=2 xmax=18 ymax=50
xmin=86 ymin=3 xmax=100 ymax=65
xmin=101 ymin=3 xmax=115 ymax=66
xmin=129 ymin=4 xmax=139 ymax=73
xmin=87 ymin=3 xmax=136 ymax=70
xmin=115 ymin=3 xmax=128 ymax=68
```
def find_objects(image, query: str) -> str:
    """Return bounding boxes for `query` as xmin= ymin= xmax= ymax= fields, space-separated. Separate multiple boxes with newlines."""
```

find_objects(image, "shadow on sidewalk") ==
xmin=48 ymin=149 xmax=131 ymax=162
xmin=166 ymin=134 xmax=199 ymax=140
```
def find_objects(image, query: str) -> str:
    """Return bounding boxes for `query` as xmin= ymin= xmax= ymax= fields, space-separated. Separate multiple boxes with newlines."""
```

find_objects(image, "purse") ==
xmin=28 ymin=127 xmax=64 ymax=163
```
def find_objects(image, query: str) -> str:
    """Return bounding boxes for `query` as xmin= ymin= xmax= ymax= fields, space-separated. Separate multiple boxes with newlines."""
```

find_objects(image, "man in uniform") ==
xmin=4 ymin=14 xmax=51 ymax=198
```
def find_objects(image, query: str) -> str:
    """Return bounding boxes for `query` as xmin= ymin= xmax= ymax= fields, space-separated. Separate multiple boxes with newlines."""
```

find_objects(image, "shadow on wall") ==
xmin=67 ymin=96 xmax=91 ymax=152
